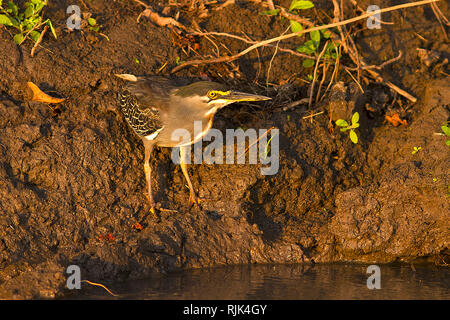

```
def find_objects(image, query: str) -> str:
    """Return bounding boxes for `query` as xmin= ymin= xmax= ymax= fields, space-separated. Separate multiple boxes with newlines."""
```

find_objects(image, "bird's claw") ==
xmin=188 ymin=193 xmax=213 ymax=209
xmin=145 ymin=193 xmax=177 ymax=214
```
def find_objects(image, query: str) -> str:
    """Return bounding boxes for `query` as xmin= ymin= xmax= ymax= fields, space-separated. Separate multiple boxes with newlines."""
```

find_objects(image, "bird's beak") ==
xmin=222 ymin=91 xmax=271 ymax=102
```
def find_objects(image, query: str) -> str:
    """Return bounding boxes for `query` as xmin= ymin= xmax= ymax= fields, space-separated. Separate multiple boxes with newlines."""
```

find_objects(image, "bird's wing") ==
xmin=119 ymin=76 xmax=178 ymax=138
xmin=123 ymin=76 xmax=176 ymax=111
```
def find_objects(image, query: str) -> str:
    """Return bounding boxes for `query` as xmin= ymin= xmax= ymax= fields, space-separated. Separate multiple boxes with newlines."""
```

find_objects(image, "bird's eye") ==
xmin=208 ymin=91 xmax=217 ymax=99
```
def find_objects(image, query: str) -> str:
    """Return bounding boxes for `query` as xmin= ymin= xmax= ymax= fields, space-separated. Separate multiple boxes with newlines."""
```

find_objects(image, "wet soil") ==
xmin=0 ymin=0 xmax=448 ymax=298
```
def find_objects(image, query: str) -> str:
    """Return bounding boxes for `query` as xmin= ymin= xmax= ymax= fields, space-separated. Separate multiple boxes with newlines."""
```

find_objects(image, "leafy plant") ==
xmin=289 ymin=1 xmax=337 ymax=68
xmin=259 ymin=0 xmax=338 ymax=70
xmin=86 ymin=16 xmax=109 ymax=41
xmin=0 ymin=0 xmax=56 ymax=45
xmin=296 ymin=28 xmax=336 ymax=68
xmin=88 ymin=17 xmax=99 ymax=32
xmin=336 ymin=112 xmax=360 ymax=144
xmin=411 ymin=146 xmax=422 ymax=155
xmin=441 ymin=125 xmax=450 ymax=146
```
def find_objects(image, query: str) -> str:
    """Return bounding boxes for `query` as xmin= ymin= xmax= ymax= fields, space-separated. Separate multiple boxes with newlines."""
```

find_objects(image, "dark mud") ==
xmin=0 ymin=0 xmax=448 ymax=298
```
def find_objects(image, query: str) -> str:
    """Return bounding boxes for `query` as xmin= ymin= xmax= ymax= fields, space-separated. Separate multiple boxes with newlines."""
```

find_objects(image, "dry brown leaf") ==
xmin=137 ymin=8 xmax=185 ymax=30
xmin=27 ymin=82 xmax=66 ymax=104
xmin=131 ymin=222 xmax=144 ymax=231
xmin=385 ymin=113 xmax=408 ymax=127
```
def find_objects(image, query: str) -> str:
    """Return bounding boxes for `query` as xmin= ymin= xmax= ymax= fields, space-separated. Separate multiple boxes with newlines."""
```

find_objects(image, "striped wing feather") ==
xmin=119 ymin=76 xmax=175 ymax=138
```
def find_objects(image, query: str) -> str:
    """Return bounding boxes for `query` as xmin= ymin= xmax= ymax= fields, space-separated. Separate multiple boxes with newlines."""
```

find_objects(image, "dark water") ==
xmin=76 ymin=263 xmax=449 ymax=299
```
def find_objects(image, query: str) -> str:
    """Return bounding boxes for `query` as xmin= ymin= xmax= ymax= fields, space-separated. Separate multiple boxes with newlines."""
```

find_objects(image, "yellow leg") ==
xmin=179 ymin=145 xmax=199 ymax=208
xmin=143 ymin=141 xmax=156 ymax=213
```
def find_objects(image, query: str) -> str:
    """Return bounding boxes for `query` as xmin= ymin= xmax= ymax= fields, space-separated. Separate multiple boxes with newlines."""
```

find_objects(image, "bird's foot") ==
xmin=188 ymin=193 xmax=213 ymax=209
xmin=144 ymin=193 xmax=177 ymax=214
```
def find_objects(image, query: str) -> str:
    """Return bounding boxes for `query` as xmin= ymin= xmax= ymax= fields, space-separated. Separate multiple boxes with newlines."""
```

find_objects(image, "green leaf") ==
xmin=304 ymin=39 xmax=317 ymax=51
xmin=259 ymin=9 xmax=280 ymax=16
xmin=46 ymin=19 xmax=57 ymax=38
xmin=0 ymin=14 xmax=13 ymax=26
xmin=326 ymin=42 xmax=336 ymax=51
xmin=90 ymin=25 xmax=99 ymax=32
xmin=13 ymin=33 xmax=24 ymax=44
xmin=340 ymin=127 xmax=348 ymax=132
xmin=310 ymin=30 xmax=320 ymax=44
xmin=441 ymin=125 xmax=450 ymax=136
xmin=290 ymin=20 xmax=303 ymax=34
xmin=321 ymin=28 xmax=331 ymax=38
xmin=29 ymin=30 xmax=40 ymax=42
xmin=88 ymin=17 xmax=97 ymax=26
xmin=8 ymin=1 xmax=18 ymax=17
xmin=446 ymin=140 xmax=450 ymax=146
xmin=352 ymin=112 xmax=360 ymax=124
xmin=335 ymin=119 xmax=349 ymax=127
xmin=289 ymin=0 xmax=314 ymax=11
xmin=296 ymin=44 xmax=315 ymax=55
xmin=302 ymin=58 xmax=315 ymax=68
xmin=349 ymin=129 xmax=358 ymax=144
xmin=8 ymin=16 xmax=19 ymax=26
xmin=24 ymin=6 xmax=34 ymax=18
xmin=35 ymin=2 xmax=45 ymax=13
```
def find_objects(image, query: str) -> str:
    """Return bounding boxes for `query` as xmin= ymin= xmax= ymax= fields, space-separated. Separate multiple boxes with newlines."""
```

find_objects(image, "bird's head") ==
xmin=173 ymin=81 xmax=271 ymax=116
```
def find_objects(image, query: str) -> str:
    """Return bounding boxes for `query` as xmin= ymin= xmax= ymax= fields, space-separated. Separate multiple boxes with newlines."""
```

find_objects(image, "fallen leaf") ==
xmin=131 ymin=222 xmax=144 ymax=231
xmin=137 ymin=8 xmax=184 ymax=30
xmin=98 ymin=233 xmax=115 ymax=242
xmin=385 ymin=113 xmax=407 ymax=127
xmin=27 ymin=82 xmax=66 ymax=104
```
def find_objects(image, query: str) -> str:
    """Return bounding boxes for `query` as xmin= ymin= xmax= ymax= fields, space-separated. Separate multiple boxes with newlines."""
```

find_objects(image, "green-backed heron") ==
xmin=116 ymin=74 xmax=270 ymax=212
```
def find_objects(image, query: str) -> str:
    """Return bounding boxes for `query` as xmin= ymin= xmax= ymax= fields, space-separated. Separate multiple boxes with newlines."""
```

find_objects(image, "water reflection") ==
xmin=76 ymin=263 xmax=450 ymax=299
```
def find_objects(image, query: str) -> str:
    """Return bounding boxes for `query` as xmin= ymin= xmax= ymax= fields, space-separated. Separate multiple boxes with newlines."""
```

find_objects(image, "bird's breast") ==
xmin=155 ymin=115 xmax=214 ymax=148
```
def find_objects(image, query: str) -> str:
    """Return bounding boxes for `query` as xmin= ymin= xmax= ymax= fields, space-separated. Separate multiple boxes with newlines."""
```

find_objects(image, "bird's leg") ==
xmin=179 ymin=145 xmax=200 ymax=208
xmin=143 ymin=141 xmax=156 ymax=213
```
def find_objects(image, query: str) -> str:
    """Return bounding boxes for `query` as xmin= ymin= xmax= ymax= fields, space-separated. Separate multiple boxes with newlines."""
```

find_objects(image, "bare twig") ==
xmin=302 ymin=110 xmax=324 ymax=120
xmin=430 ymin=2 xmax=448 ymax=40
xmin=82 ymin=280 xmax=119 ymax=297
xmin=316 ymin=61 xmax=329 ymax=103
xmin=357 ymin=51 xmax=403 ymax=71
xmin=172 ymin=0 xmax=439 ymax=74
xmin=236 ymin=127 xmax=276 ymax=162
xmin=344 ymin=68 xmax=364 ymax=93
xmin=30 ymin=25 xmax=48 ymax=57
xmin=189 ymin=31 xmax=318 ymax=60
xmin=321 ymin=39 xmax=342 ymax=102
xmin=267 ymin=26 xmax=290 ymax=87
xmin=309 ymin=41 xmax=329 ymax=108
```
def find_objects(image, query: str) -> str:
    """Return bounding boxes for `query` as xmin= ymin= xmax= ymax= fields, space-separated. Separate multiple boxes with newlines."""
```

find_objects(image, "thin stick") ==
xmin=171 ymin=0 xmax=439 ymax=73
xmin=30 ymin=25 xmax=48 ymax=57
xmin=302 ymin=111 xmax=323 ymax=123
xmin=302 ymin=111 xmax=324 ymax=120
xmin=430 ymin=2 xmax=448 ymax=40
xmin=344 ymin=68 xmax=364 ymax=93
xmin=309 ymin=41 xmax=329 ymax=108
xmin=346 ymin=51 xmax=403 ymax=71
xmin=82 ymin=280 xmax=119 ymax=297
xmin=321 ymin=40 xmax=341 ymax=102
xmin=267 ymin=26 xmax=290 ymax=87
xmin=316 ymin=62 xmax=329 ymax=103
xmin=236 ymin=127 xmax=276 ymax=162
xmin=132 ymin=0 xmax=150 ymax=8
xmin=190 ymin=31 xmax=318 ymax=60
